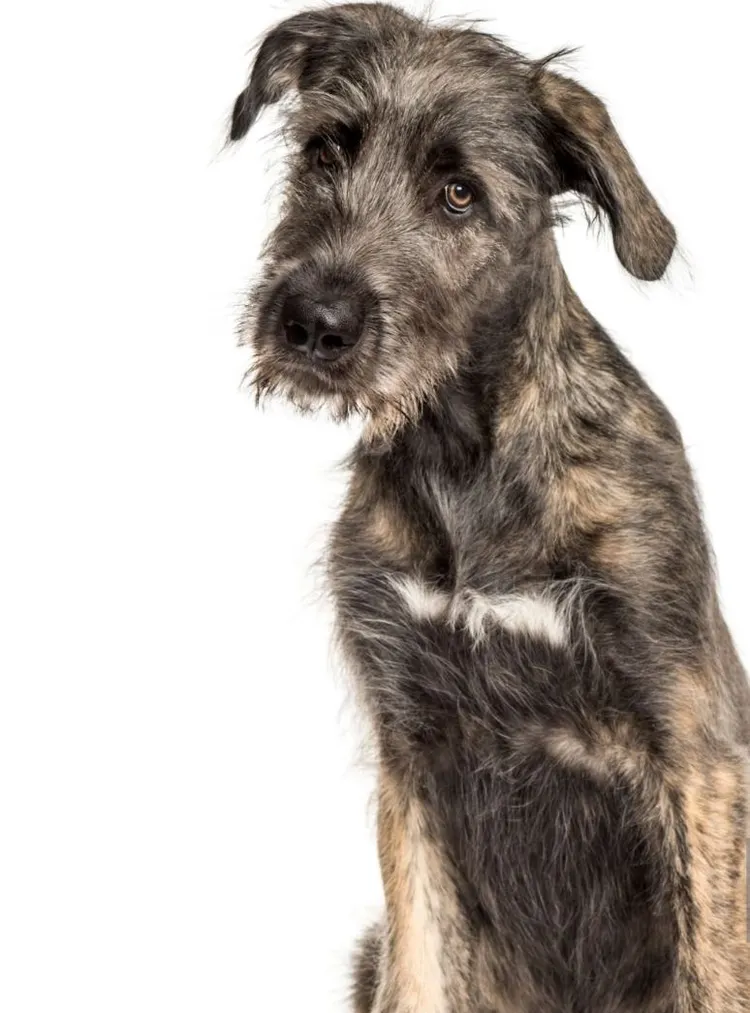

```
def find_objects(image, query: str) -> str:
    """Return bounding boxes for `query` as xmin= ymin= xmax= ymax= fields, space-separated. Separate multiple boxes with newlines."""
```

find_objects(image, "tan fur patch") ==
xmin=675 ymin=754 xmax=750 ymax=1009
xmin=495 ymin=378 xmax=542 ymax=438
xmin=539 ymin=719 xmax=653 ymax=785
xmin=669 ymin=667 xmax=715 ymax=747
xmin=592 ymin=525 xmax=650 ymax=581
xmin=546 ymin=464 xmax=635 ymax=533
xmin=375 ymin=768 xmax=468 ymax=1013
xmin=366 ymin=500 xmax=417 ymax=567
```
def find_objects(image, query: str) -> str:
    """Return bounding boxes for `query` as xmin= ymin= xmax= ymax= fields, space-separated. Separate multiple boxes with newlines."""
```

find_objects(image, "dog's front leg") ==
xmin=370 ymin=765 xmax=464 ymax=1013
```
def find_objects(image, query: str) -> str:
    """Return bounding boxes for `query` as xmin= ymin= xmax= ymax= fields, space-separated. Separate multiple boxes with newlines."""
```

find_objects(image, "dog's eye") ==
xmin=443 ymin=182 xmax=475 ymax=215
xmin=314 ymin=140 xmax=342 ymax=170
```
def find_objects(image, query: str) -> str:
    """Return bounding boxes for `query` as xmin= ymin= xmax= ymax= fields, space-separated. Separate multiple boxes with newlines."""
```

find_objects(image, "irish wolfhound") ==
xmin=229 ymin=4 xmax=750 ymax=1010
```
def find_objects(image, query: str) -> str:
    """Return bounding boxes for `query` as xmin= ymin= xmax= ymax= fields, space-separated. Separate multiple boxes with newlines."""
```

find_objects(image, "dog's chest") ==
xmin=329 ymin=510 xmax=600 ymax=755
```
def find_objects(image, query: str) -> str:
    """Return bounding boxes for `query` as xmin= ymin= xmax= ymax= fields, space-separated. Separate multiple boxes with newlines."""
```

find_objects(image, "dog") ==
xmin=228 ymin=4 xmax=750 ymax=1010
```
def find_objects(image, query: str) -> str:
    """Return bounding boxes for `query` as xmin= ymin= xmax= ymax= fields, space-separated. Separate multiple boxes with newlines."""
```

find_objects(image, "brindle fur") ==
xmin=229 ymin=4 xmax=750 ymax=1010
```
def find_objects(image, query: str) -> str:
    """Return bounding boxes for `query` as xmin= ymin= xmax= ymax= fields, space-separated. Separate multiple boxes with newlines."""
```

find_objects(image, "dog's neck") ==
xmin=361 ymin=230 xmax=605 ymax=484
xmin=349 ymin=229 xmax=686 ymax=593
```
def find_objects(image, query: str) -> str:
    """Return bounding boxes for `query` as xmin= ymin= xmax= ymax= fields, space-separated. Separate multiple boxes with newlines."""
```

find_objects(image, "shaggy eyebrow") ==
xmin=423 ymin=141 xmax=470 ymax=177
xmin=307 ymin=121 xmax=364 ymax=156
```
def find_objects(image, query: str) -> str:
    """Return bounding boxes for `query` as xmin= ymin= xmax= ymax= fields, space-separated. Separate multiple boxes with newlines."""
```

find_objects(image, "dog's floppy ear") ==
xmin=534 ymin=68 xmax=676 ymax=281
xmin=229 ymin=7 xmax=374 ymax=143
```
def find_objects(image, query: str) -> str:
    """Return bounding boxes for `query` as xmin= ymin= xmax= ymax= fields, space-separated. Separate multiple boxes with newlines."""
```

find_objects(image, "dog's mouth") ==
xmin=247 ymin=308 xmax=383 ymax=416
xmin=271 ymin=336 xmax=364 ymax=388
xmin=246 ymin=303 xmax=460 ymax=440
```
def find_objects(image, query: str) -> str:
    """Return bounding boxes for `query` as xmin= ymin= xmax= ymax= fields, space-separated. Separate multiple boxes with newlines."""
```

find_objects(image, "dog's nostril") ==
xmin=319 ymin=333 xmax=345 ymax=351
xmin=284 ymin=321 xmax=309 ymax=347
xmin=280 ymin=292 xmax=364 ymax=361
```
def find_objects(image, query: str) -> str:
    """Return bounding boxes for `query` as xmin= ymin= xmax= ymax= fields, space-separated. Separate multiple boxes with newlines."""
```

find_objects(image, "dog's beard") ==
xmin=239 ymin=272 xmax=462 ymax=439
xmin=239 ymin=271 xmax=372 ymax=422
xmin=246 ymin=346 xmax=361 ymax=421
xmin=245 ymin=337 xmax=463 ymax=444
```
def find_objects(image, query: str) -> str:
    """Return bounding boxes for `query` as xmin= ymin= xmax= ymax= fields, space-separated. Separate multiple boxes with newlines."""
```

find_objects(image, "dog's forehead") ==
xmin=291 ymin=27 xmax=530 ymax=151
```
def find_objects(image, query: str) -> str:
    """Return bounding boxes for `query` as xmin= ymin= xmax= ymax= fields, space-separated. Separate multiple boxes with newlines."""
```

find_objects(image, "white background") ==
xmin=0 ymin=1 xmax=747 ymax=1010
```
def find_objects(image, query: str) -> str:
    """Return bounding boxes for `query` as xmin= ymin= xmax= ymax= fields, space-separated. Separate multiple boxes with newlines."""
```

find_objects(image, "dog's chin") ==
xmin=249 ymin=342 xmax=369 ymax=421
xmin=247 ymin=321 xmax=448 ymax=439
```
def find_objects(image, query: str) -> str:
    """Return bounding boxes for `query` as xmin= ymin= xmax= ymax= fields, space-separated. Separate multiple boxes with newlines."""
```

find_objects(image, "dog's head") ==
xmin=229 ymin=3 xmax=675 ymax=429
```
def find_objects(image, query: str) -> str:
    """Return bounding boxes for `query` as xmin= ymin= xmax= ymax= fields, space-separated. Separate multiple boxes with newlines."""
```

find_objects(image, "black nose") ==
xmin=280 ymin=294 xmax=364 ymax=362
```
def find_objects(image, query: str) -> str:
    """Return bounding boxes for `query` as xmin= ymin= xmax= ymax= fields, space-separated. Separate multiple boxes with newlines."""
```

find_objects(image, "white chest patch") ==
xmin=391 ymin=575 xmax=569 ymax=648
xmin=462 ymin=590 xmax=568 ymax=646
xmin=390 ymin=575 xmax=451 ymax=622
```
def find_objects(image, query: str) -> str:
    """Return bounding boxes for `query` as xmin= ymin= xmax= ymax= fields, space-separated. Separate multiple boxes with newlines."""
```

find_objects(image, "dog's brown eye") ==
xmin=443 ymin=182 xmax=475 ymax=214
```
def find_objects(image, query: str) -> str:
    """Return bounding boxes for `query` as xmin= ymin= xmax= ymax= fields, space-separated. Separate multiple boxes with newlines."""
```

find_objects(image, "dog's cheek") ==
xmin=424 ymin=226 xmax=503 ymax=302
